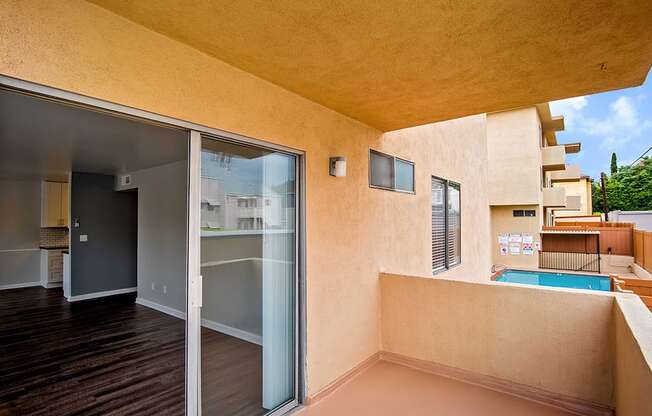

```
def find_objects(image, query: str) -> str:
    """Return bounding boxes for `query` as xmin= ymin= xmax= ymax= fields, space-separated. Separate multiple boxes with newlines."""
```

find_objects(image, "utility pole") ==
xmin=600 ymin=172 xmax=609 ymax=222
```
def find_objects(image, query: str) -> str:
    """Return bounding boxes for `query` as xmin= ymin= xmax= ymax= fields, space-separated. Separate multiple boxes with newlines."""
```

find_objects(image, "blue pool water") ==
xmin=496 ymin=270 xmax=610 ymax=291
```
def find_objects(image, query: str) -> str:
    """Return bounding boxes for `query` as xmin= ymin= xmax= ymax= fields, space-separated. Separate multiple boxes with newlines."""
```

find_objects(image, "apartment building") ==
xmin=487 ymin=104 xmax=583 ymax=269
xmin=1 ymin=2 xmax=651 ymax=416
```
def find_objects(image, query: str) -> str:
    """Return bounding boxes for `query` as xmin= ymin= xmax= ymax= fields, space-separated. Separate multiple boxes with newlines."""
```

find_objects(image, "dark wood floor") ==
xmin=0 ymin=287 xmax=264 ymax=416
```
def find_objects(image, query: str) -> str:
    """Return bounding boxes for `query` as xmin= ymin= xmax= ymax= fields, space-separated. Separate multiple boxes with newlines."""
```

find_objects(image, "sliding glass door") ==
xmin=188 ymin=132 xmax=298 ymax=415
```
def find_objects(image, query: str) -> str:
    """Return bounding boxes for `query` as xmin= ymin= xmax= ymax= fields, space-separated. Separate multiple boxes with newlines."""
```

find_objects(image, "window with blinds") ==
xmin=431 ymin=177 xmax=461 ymax=274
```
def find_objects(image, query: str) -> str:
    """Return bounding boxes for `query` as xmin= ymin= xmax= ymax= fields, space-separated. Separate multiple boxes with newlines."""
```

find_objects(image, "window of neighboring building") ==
xmin=369 ymin=149 xmax=415 ymax=193
xmin=513 ymin=209 xmax=536 ymax=217
xmin=432 ymin=177 xmax=461 ymax=274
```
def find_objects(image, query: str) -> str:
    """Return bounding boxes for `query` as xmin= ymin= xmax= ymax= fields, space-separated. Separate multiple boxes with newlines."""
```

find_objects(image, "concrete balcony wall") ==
xmin=381 ymin=273 xmax=652 ymax=414
xmin=550 ymin=165 xmax=581 ymax=182
xmin=380 ymin=273 xmax=615 ymax=407
xmin=543 ymin=187 xmax=566 ymax=207
xmin=542 ymin=146 xmax=566 ymax=172
xmin=613 ymin=296 xmax=652 ymax=416
xmin=561 ymin=195 xmax=582 ymax=211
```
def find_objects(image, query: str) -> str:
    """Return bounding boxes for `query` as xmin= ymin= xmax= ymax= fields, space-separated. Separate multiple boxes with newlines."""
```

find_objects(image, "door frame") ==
xmin=0 ymin=75 xmax=307 ymax=416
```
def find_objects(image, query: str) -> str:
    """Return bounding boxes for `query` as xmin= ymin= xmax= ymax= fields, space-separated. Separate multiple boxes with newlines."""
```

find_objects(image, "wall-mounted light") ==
xmin=329 ymin=157 xmax=347 ymax=177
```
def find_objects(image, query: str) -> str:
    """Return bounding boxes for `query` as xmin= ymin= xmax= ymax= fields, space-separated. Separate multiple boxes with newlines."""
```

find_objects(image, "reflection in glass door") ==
xmin=199 ymin=136 xmax=297 ymax=415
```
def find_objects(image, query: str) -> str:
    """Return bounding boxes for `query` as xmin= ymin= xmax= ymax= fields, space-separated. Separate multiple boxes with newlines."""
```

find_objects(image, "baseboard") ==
xmin=0 ymin=281 xmax=41 ymax=290
xmin=380 ymin=351 xmax=613 ymax=416
xmin=67 ymin=287 xmax=137 ymax=302
xmin=42 ymin=282 xmax=63 ymax=289
xmin=201 ymin=318 xmax=262 ymax=346
xmin=304 ymin=352 xmax=380 ymax=405
xmin=135 ymin=297 xmax=262 ymax=345
xmin=135 ymin=297 xmax=186 ymax=319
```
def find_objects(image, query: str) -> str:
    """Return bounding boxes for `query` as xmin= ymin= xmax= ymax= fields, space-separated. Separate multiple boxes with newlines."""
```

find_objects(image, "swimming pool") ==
xmin=495 ymin=269 xmax=610 ymax=291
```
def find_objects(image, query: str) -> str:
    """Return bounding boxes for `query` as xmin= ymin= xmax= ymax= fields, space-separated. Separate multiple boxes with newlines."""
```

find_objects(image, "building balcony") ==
xmin=299 ymin=273 xmax=652 ymax=416
xmin=542 ymin=146 xmax=566 ymax=171
xmin=562 ymin=195 xmax=582 ymax=211
xmin=543 ymin=187 xmax=566 ymax=207
xmin=550 ymin=165 xmax=582 ymax=182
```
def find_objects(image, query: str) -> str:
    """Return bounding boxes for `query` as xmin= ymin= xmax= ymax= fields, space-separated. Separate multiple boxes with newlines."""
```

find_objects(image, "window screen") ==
xmin=447 ymin=182 xmax=461 ymax=267
xmin=395 ymin=158 xmax=415 ymax=192
xmin=432 ymin=177 xmax=461 ymax=274
xmin=369 ymin=150 xmax=394 ymax=189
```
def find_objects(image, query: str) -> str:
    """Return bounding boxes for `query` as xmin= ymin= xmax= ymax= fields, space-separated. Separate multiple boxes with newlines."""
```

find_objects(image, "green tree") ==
xmin=592 ymin=180 xmax=603 ymax=213
xmin=610 ymin=152 xmax=618 ymax=175
xmin=604 ymin=157 xmax=652 ymax=211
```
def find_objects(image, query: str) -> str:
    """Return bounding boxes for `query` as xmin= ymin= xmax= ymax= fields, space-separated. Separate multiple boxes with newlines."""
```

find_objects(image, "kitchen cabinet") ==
xmin=40 ymin=249 xmax=64 ymax=288
xmin=41 ymin=181 xmax=69 ymax=227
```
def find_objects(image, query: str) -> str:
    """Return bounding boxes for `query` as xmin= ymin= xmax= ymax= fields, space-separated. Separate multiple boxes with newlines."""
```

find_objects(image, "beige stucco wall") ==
xmin=381 ymin=119 xmax=492 ymax=281
xmin=554 ymin=178 xmax=593 ymax=218
xmin=490 ymin=205 xmax=541 ymax=269
xmin=0 ymin=0 xmax=492 ymax=396
xmin=487 ymin=108 xmax=543 ymax=206
xmin=613 ymin=295 xmax=652 ymax=416
xmin=380 ymin=273 xmax=615 ymax=406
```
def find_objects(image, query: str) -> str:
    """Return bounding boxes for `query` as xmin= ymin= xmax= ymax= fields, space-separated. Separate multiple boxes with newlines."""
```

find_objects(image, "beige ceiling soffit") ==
xmin=88 ymin=1 xmax=652 ymax=131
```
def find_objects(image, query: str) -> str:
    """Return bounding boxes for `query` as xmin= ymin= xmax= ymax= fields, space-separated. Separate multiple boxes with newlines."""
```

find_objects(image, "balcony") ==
xmin=543 ymin=187 xmax=566 ymax=207
xmin=542 ymin=146 xmax=566 ymax=171
xmin=556 ymin=195 xmax=582 ymax=211
xmin=550 ymin=165 xmax=582 ymax=182
xmin=299 ymin=274 xmax=652 ymax=416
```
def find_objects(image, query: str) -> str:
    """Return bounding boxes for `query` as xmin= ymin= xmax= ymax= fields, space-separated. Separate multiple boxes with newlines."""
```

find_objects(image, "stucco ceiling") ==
xmin=0 ymin=89 xmax=187 ymax=181
xmin=88 ymin=0 xmax=652 ymax=131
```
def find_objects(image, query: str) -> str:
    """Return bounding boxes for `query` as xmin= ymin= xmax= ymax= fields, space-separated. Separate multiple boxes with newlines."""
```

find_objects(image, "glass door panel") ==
xmin=199 ymin=136 xmax=297 ymax=415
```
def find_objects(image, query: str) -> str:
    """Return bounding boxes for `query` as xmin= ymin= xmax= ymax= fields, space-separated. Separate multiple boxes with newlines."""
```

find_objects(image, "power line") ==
xmin=630 ymin=144 xmax=652 ymax=166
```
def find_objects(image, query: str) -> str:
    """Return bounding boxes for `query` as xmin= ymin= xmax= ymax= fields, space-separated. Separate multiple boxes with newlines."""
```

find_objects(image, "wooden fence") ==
xmin=542 ymin=226 xmax=633 ymax=256
xmin=634 ymin=229 xmax=652 ymax=273
xmin=554 ymin=221 xmax=635 ymax=229
xmin=611 ymin=275 xmax=652 ymax=312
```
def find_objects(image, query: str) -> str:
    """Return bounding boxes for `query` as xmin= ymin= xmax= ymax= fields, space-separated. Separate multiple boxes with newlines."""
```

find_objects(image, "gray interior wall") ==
xmin=0 ymin=179 xmax=41 ymax=286
xmin=202 ymin=259 xmax=262 ymax=336
xmin=71 ymin=172 xmax=137 ymax=296
xmin=201 ymin=234 xmax=263 ymax=335
xmin=116 ymin=160 xmax=188 ymax=311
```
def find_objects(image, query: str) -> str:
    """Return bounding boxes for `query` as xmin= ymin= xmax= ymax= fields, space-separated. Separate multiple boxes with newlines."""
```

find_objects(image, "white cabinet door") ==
xmin=41 ymin=181 xmax=68 ymax=227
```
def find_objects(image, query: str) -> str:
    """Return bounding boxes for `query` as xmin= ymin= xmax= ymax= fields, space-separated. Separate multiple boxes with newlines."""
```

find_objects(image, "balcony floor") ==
xmin=299 ymin=360 xmax=576 ymax=416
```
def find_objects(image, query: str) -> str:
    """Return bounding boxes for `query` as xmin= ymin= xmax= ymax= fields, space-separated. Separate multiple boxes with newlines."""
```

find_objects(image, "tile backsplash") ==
xmin=40 ymin=227 xmax=69 ymax=247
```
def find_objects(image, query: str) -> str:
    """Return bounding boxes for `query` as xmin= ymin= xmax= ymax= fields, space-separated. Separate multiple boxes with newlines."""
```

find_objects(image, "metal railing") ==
xmin=539 ymin=251 xmax=601 ymax=273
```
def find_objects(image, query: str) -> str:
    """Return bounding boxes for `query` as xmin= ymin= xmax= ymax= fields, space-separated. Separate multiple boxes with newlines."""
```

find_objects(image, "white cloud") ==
xmin=552 ymin=94 xmax=651 ymax=152
xmin=550 ymin=96 xmax=587 ymax=129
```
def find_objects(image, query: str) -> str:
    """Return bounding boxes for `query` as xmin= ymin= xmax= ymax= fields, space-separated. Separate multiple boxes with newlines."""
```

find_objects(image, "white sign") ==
xmin=534 ymin=242 xmax=541 ymax=250
xmin=509 ymin=233 xmax=522 ymax=243
xmin=522 ymin=234 xmax=533 ymax=244
xmin=499 ymin=244 xmax=508 ymax=256
xmin=498 ymin=234 xmax=509 ymax=244
xmin=522 ymin=242 xmax=533 ymax=255
xmin=509 ymin=243 xmax=521 ymax=255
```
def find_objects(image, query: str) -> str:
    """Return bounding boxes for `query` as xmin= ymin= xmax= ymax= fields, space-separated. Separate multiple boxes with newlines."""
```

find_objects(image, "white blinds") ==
xmin=431 ymin=178 xmax=446 ymax=272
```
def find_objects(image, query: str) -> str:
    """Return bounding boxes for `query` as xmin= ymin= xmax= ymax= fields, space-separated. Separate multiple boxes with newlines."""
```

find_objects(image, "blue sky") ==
xmin=550 ymin=69 xmax=652 ymax=180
